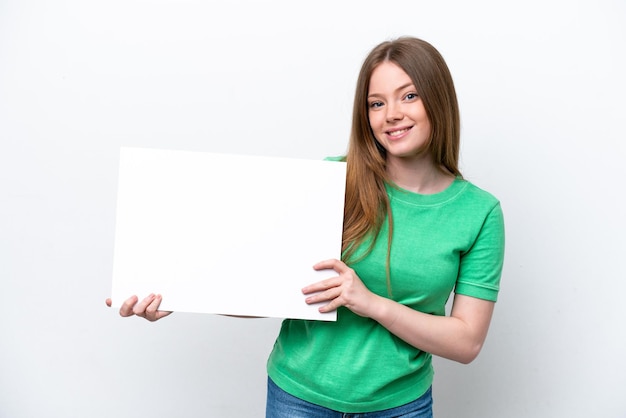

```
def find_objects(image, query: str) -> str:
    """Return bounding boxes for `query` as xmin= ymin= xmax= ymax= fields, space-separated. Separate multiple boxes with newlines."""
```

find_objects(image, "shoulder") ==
xmin=457 ymin=179 xmax=501 ymax=210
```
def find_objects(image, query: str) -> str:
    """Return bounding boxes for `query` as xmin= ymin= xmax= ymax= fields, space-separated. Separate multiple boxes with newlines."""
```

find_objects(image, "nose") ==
xmin=386 ymin=102 xmax=403 ymax=122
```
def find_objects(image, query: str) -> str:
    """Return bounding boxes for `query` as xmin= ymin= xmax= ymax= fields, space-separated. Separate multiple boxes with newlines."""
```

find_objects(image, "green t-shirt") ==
xmin=266 ymin=177 xmax=505 ymax=413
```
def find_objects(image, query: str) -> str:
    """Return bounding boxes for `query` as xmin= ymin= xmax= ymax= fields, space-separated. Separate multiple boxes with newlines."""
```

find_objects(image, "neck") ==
xmin=386 ymin=155 xmax=454 ymax=194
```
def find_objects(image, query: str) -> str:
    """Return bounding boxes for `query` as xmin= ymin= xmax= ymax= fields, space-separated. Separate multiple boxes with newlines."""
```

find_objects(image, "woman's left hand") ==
xmin=303 ymin=259 xmax=379 ymax=317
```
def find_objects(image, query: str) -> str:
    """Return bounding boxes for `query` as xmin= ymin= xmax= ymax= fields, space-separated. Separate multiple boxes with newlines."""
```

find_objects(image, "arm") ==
xmin=303 ymin=259 xmax=494 ymax=364
xmin=370 ymin=292 xmax=493 ymax=364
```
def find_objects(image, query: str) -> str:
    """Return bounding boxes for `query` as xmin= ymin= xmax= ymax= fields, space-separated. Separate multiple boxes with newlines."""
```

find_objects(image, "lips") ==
xmin=386 ymin=127 xmax=411 ymax=138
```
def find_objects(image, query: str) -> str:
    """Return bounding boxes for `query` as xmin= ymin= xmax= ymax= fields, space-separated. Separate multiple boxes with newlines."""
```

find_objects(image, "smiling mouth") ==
xmin=387 ymin=127 xmax=411 ymax=137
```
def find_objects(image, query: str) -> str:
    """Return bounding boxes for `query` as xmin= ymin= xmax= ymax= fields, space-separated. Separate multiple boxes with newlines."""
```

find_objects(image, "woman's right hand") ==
xmin=105 ymin=294 xmax=172 ymax=322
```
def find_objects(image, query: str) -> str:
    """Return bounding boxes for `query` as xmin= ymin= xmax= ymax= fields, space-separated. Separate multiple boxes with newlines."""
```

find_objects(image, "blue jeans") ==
xmin=266 ymin=377 xmax=433 ymax=418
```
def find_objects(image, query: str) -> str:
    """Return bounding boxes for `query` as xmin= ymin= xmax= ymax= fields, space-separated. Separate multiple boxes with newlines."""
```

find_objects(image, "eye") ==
xmin=368 ymin=101 xmax=384 ymax=109
xmin=405 ymin=92 xmax=419 ymax=101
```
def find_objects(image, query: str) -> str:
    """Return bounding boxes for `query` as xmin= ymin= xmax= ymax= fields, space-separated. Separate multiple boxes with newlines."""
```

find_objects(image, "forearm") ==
xmin=306 ymin=259 xmax=496 ymax=363
xmin=370 ymin=294 xmax=494 ymax=364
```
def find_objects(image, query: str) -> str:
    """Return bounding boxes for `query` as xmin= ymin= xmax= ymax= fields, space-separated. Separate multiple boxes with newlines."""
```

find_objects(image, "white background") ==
xmin=1 ymin=0 xmax=625 ymax=417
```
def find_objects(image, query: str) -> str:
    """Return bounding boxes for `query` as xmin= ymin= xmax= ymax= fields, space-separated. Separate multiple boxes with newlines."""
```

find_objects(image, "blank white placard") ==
xmin=111 ymin=147 xmax=346 ymax=321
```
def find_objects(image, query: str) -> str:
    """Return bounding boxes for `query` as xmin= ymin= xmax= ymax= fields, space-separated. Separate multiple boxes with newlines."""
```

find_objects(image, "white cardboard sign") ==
xmin=111 ymin=147 xmax=346 ymax=321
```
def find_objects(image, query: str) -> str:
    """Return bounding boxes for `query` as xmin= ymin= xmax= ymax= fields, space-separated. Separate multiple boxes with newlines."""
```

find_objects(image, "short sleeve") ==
xmin=454 ymin=202 xmax=505 ymax=302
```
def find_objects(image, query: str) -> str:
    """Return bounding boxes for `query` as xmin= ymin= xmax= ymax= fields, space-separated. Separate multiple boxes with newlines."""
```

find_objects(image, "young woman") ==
xmin=108 ymin=36 xmax=505 ymax=417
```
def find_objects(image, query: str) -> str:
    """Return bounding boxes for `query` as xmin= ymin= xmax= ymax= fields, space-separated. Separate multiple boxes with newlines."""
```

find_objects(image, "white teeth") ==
xmin=388 ymin=128 xmax=408 ymax=137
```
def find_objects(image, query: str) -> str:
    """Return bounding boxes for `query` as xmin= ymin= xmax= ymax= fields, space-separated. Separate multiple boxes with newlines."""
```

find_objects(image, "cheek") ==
xmin=369 ymin=122 xmax=385 ymax=143
xmin=423 ymin=120 xmax=433 ymax=138
xmin=367 ymin=112 xmax=383 ymax=132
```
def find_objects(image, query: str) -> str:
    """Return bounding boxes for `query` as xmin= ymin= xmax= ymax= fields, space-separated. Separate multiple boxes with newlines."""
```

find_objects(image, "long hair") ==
xmin=342 ymin=37 xmax=462 ymax=277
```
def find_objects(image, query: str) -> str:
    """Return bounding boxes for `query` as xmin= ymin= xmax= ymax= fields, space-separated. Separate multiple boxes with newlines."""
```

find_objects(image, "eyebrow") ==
xmin=367 ymin=82 xmax=416 ymax=99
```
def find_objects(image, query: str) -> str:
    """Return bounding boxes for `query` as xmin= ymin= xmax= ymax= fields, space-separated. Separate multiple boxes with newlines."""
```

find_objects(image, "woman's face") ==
xmin=367 ymin=61 xmax=432 ymax=162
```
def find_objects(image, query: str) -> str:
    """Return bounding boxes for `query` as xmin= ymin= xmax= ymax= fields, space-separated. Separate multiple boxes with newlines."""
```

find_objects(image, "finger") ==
xmin=152 ymin=308 xmax=172 ymax=321
xmin=145 ymin=294 xmax=161 ymax=315
xmin=309 ymin=291 xmax=345 ymax=313
xmin=313 ymin=258 xmax=348 ymax=273
xmin=144 ymin=294 xmax=172 ymax=322
xmin=132 ymin=294 xmax=156 ymax=317
xmin=302 ymin=276 xmax=341 ymax=295
xmin=153 ymin=310 xmax=172 ymax=321
xmin=318 ymin=298 xmax=343 ymax=313
xmin=305 ymin=287 xmax=342 ymax=305
xmin=119 ymin=295 xmax=139 ymax=317
xmin=105 ymin=298 xmax=112 ymax=307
